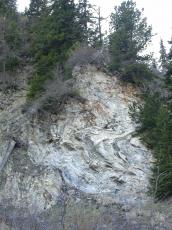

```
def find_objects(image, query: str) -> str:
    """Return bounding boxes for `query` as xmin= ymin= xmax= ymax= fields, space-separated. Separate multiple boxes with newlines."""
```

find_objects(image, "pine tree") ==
xmin=159 ymin=39 xmax=167 ymax=71
xmin=48 ymin=0 xmax=82 ymax=60
xmin=27 ymin=0 xmax=83 ymax=97
xmin=109 ymin=0 xmax=152 ymax=71
xmin=152 ymin=58 xmax=158 ymax=70
xmin=0 ymin=0 xmax=20 ymax=50
xmin=77 ymin=0 xmax=91 ymax=43
xmin=27 ymin=0 xmax=48 ymax=18
xmin=0 ymin=0 xmax=17 ymax=16
xmin=135 ymin=34 xmax=172 ymax=200
xmin=0 ymin=0 xmax=20 ymax=90
xmin=77 ymin=0 xmax=102 ymax=46
xmin=165 ymin=38 xmax=172 ymax=91
xmin=0 ymin=0 xmax=19 ymax=50
xmin=0 ymin=16 xmax=9 ymax=89
xmin=27 ymin=0 xmax=104 ymax=97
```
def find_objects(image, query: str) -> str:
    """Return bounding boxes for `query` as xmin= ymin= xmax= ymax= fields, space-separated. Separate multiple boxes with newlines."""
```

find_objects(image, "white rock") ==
xmin=0 ymin=66 xmax=153 ymax=212
xmin=130 ymin=137 xmax=142 ymax=148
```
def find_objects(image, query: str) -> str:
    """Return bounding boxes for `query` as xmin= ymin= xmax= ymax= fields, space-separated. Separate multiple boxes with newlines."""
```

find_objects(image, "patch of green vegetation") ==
xmin=27 ymin=74 xmax=48 ymax=98
xmin=121 ymin=63 xmax=154 ymax=84
xmin=130 ymin=94 xmax=172 ymax=200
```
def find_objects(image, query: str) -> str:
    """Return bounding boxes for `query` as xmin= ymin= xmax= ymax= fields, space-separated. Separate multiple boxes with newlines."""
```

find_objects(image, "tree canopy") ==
xmin=109 ymin=0 xmax=152 ymax=71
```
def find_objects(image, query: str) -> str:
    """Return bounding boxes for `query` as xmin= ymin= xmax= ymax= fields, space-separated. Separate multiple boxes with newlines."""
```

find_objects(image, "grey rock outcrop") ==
xmin=0 ymin=139 xmax=16 ymax=172
xmin=0 ymin=66 xmax=153 ymax=214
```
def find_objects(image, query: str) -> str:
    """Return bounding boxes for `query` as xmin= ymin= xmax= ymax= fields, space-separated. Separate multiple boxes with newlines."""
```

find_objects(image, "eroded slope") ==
xmin=0 ymin=66 xmax=153 ymax=213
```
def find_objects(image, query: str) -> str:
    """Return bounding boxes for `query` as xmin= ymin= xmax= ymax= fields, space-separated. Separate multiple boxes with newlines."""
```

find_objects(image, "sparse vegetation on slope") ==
xmin=1 ymin=0 xmax=172 ymax=209
xmin=130 ymin=93 xmax=172 ymax=200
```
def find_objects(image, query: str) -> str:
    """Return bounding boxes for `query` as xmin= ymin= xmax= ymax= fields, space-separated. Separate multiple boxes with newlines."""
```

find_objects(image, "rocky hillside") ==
xmin=0 ymin=66 xmax=171 ymax=229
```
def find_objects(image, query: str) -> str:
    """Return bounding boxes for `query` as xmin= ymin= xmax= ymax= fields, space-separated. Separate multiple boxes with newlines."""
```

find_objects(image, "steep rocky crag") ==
xmin=0 ymin=66 xmax=171 ymax=229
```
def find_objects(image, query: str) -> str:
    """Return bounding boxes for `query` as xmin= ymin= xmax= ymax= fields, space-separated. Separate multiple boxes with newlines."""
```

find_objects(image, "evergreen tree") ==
xmin=0 ymin=0 xmax=17 ymax=16
xmin=168 ymin=37 xmax=172 ymax=60
xmin=50 ymin=0 xmax=82 ymax=58
xmin=165 ymin=38 xmax=172 ymax=91
xmin=77 ymin=0 xmax=92 ymax=43
xmin=27 ymin=0 xmax=48 ymax=18
xmin=159 ymin=39 xmax=167 ymax=71
xmin=152 ymin=58 xmax=158 ymax=70
xmin=27 ymin=0 xmax=83 ymax=97
xmin=109 ymin=0 xmax=152 ymax=71
xmin=0 ymin=0 xmax=21 ymax=90
xmin=132 ymin=34 xmax=172 ymax=200
xmin=77 ymin=0 xmax=102 ymax=47
xmin=0 ymin=0 xmax=20 ymax=50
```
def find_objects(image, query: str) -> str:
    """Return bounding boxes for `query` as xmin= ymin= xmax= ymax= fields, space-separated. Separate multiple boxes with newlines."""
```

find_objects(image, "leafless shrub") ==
xmin=24 ymin=66 xmax=85 ymax=118
xmin=66 ymin=46 xmax=97 ymax=68
xmin=66 ymin=45 xmax=110 ymax=71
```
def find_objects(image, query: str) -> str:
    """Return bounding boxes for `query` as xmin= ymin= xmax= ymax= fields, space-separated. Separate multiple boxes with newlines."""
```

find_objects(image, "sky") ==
xmin=17 ymin=0 xmax=172 ymax=58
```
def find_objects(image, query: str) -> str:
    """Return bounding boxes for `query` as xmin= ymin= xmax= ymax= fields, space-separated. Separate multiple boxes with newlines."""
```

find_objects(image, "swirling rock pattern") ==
xmin=0 ymin=66 xmax=153 ymax=213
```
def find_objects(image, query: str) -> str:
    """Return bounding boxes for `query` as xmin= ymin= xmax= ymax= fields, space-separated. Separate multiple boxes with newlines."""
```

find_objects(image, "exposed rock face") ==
xmin=0 ymin=66 xmax=153 ymax=214
xmin=0 ymin=139 xmax=16 ymax=172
